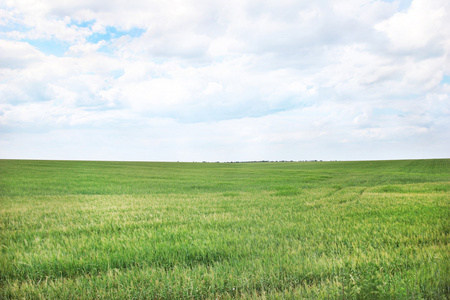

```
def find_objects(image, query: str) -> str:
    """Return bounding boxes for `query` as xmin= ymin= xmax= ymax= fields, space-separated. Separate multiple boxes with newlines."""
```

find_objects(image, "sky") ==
xmin=0 ymin=0 xmax=449 ymax=162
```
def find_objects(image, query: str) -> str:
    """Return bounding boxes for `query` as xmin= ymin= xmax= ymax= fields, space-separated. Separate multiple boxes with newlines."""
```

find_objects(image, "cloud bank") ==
xmin=1 ymin=0 xmax=449 ymax=161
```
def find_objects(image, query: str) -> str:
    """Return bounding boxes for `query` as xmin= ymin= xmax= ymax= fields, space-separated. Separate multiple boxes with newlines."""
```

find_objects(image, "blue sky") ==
xmin=0 ymin=0 xmax=449 ymax=162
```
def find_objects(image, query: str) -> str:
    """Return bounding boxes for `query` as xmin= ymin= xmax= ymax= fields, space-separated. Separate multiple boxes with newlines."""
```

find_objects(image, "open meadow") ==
xmin=0 ymin=159 xmax=449 ymax=299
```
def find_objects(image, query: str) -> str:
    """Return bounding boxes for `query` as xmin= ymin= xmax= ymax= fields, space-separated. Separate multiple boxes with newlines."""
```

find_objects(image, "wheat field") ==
xmin=1 ymin=159 xmax=449 ymax=299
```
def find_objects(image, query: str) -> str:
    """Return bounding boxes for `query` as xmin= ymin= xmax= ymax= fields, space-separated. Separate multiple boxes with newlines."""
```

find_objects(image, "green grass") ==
xmin=0 ymin=159 xmax=449 ymax=299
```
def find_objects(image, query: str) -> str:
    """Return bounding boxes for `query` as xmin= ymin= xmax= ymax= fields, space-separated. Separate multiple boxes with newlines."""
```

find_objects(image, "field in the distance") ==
xmin=0 ymin=159 xmax=449 ymax=299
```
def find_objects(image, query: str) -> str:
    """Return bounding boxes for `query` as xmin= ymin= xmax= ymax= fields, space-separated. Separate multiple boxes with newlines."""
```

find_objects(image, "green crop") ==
xmin=0 ymin=159 xmax=449 ymax=299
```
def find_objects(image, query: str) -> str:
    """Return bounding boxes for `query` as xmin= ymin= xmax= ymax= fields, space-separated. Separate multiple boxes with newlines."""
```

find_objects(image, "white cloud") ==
xmin=0 ymin=39 xmax=43 ymax=69
xmin=0 ymin=0 xmax=449 ymax=160
xmin=375 ymin=0 xmax=450 ymax=53
xmin=203 ymin=82 xmax=223 ymax=96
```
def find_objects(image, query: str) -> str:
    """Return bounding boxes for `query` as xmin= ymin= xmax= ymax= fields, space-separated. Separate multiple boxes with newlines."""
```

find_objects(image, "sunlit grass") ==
xmin=1 ymin=159 xmax=449 ymax=299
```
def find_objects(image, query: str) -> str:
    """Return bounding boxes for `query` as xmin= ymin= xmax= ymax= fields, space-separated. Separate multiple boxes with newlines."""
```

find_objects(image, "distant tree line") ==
xmin=195 ymin=160 xmax=335 ymax=163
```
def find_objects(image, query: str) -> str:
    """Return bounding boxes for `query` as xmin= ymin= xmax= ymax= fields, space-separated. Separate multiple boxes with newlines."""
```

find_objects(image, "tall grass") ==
xmin=0 ymin=159 xmax=449 ymax=299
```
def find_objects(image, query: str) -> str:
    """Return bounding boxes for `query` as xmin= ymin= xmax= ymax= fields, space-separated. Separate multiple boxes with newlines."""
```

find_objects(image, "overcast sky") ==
xmin=0 ymin=0 xmax=449 ymax=162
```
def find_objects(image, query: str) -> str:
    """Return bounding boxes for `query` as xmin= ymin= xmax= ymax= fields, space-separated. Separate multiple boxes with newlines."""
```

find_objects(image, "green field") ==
xmin=0 ymin=159 xmax=449 ymax=299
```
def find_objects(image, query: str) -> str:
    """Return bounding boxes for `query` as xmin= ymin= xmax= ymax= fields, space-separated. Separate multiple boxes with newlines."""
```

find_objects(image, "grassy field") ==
xmin=0 ymin=159 xmax=449 ymax=299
